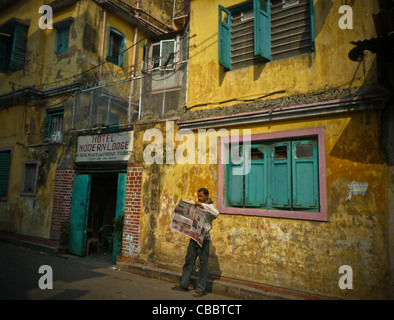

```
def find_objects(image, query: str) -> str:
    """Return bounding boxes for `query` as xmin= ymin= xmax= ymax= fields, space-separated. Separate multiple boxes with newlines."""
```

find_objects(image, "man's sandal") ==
xmin=193 ymin=290 xmax=206 ymax=297
xmin=171 ymin=285 xmax=190 ymax=292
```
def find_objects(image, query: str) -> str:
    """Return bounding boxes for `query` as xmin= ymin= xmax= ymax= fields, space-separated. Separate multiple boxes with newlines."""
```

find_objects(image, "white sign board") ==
xmin=76 ymin=131 xmax=133 ymax=163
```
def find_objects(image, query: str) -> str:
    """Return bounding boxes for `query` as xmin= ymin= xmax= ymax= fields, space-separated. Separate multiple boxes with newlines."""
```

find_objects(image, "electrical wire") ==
xmin=184 ymin=91 xmax=287 ymax=111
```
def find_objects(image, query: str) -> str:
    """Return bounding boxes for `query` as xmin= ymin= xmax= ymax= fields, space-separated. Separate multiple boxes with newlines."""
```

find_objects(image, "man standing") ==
xmin=172 ymin=188 xmax=219 ymax=297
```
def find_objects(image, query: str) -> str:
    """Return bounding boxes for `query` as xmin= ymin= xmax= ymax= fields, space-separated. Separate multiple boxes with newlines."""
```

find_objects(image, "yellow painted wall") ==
xmin=131 ymin=108 xmax=390 ymax=299
xmin=186 ymin=0 xmax=379 ymax=110
xmin=0 ymin=101 xmax=67 ymax=238
xmin=0 ymin=0 xmax=149 ymax=239
xmin=0 ymin=0 xmax=147 ymax=94
xmin=124 ymin=0 xmax=390 ymax=299
xmin=127 ymin=0 xmax=389 ymax=296
xmin=0 ymin=0 xmax=44 ymax=92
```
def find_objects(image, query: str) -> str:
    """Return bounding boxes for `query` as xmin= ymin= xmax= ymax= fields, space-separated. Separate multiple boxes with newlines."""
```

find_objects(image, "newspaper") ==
xmin=170 ymin=200 xmax=207 ymax=247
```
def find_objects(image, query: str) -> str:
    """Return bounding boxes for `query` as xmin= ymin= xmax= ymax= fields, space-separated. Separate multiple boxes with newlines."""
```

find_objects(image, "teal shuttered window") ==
xmin=218 ymin=5 xmax=232 ymax=70
xmin=218 ymin=0 xmax=315 ymax=70
xmin=292 ymin=141 xmax=319 ymax=208
xmin=245 ymin=145 xmax=268 ymax=207
xmin=0 ymin=22 xmax=28 ymax=73
xmin=226 ymin=145 xmax=244 ymax=206
xmin=253 ymin=0 xmax=271 ymax=61
xmin=53 ymin=17 xmax=74 ymax=54
xmin=226 ymin=139 xmax=319 ymax=211
xmin=9 ymin=24 xmax=28 ymax=70
xmin=55 ymin=26 xmax=70 ymax=54
xmin=107 ymin=27 xmax=126 ymax=67
xmin=271 ymin=142 xmax=291 ymax=208
xmin=43 ymin=107 xmax=64 ymax=143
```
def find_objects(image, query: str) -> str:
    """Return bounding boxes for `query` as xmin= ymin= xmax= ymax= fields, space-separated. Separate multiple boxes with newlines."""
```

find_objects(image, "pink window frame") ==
xmin=20 ymin=161 xmax=39 ymax=197
xmin=218 ymin=127 xmax=327 ymax=221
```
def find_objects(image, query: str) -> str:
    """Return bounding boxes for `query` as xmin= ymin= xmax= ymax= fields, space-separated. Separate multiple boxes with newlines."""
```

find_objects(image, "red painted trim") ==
xmin=218 ymin=127 xmax=327 ymax=221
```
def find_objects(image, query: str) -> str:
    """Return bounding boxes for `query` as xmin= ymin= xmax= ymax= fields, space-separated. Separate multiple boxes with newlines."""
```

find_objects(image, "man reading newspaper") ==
xmin=171 ymin=188 xmax=219 ymax=297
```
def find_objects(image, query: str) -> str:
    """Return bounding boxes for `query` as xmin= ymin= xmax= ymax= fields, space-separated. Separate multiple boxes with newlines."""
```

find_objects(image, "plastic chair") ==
xmin=86 ymin=228 xmax=100 ymax=256
xmin=98 ymin=224 xmax=114 ymax=253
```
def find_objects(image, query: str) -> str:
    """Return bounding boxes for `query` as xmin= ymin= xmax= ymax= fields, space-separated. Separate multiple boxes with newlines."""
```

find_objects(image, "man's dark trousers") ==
xmin=180 ymin=238 xmax=210 ymax=293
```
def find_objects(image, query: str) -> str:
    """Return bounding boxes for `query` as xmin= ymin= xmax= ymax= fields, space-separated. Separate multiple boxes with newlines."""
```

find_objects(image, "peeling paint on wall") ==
xmin=346 ymin=181 xmax=369 ymax=201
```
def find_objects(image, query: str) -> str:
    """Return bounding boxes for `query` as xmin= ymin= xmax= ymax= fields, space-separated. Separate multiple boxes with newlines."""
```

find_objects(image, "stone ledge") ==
xmin=117 ymin=259 xmax=333 ymax=300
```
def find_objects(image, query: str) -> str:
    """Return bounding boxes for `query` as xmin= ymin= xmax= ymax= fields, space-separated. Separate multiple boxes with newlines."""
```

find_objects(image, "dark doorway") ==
xmin=86 ymin=172 xmax=118 ymax=255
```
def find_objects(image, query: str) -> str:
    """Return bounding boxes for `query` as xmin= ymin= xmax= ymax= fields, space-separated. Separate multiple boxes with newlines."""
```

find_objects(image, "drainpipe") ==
xmin=173 ymin=0 xmax=176 ymax=25
xmin=99 ymin=9 xmax=107 ymax=84
xmin=128 ymin=0 xmax=140 ymax=122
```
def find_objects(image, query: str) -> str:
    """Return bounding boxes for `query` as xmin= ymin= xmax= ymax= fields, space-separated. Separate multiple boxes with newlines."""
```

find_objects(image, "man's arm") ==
xmin=201 ymin=203 xmax=219 ymax=218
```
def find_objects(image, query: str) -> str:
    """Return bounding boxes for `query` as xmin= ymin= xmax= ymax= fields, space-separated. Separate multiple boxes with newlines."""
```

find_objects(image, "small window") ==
xmin=218 ymin=0 xmax=315 ymax=70
xmin=250 ymin=147 xmax=264 ymax=161
xmin=53 ymin=17 xmax=73 ymax=54
xmin=0 ymin=149 xmax=12 ymax=200
xmin=274 ymin=145 xmax=288 ymax=160
xmin=151 ymin=43 xmax=161 ymax=68
xmin=55 ymin=26 xmax=69 ymax=53
xmin=107 ymin=27 xmax=125 ymax=67
xmin=225 ymin=138 xmax=319 ymax=211
xmin=21 ymin=162 xmax=38 ymax=196
xmin=150 ymin=39 xmax=176 ymax=69
xmin=295 ymin=142 xmax=314 ymax=159
xmin=0 ymin=21 xmax=28 ymax=73
xmin=44 ymin=107 xmax=64 ymax=143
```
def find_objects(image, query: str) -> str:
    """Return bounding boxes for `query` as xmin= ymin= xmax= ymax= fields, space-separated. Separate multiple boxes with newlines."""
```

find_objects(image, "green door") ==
xmin=68 ymin=174 xmax=91 ymax=256
xmin=113 ymin=173 xmax=127 ymax=263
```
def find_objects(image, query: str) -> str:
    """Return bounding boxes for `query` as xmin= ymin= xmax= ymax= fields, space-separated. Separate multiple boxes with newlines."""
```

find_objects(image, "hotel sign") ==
xmin=76 ymin=131 xmax=133 ymax=163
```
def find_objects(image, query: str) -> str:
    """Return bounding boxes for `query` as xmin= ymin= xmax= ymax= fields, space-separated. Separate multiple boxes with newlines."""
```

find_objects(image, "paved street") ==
xmin=0 ymin=241 xmax=233 ymax=300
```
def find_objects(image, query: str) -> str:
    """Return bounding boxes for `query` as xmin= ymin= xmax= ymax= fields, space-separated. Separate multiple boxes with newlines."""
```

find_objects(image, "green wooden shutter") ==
xmin=43 ymin=107 xmax=63 ymax=142
xmin=292 ymin=140 xmax=319 ymax=209
xmin=113 ymin=173 xmax=127 ymax=263
xmin=226 ymin=145 xmax=244 ymax=206
xmin=119 ymin=35 xmax=125 ymax=67
xmin=0 ymin=151 xmax=11 ymax=198
xmin=68 ymin=174 xmax=91 ymax=256
xmin=270 ymin=142 xmax=291 ymax=208
xmin=309 ymin=0 xmax=315 ymax=52
xmin=43 ymin=112 xmax=51 ymax=142
xmin=0 ymin=38 xmax=8 ymax=73
xmin=55 ymin=30 xmax=61 ymax=53
xmin=64 ymin=27 xmax=69 ymax=51
xmin=245 ymin=144 xmax=268 ymax=207
xmin=10 ymin=24 xmax=28 ymax=70
xmin=254 ymin=0 xmax=271 ymax=61
xmin=218 ymin=5 xmax=231 ymax=70
xmin=57 ymin=27 xmax=70 ymax=53
xmin=107 ymin=26 xmax=113 ymax=62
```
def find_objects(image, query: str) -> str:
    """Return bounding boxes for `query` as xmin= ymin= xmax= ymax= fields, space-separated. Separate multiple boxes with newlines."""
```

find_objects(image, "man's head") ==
xmin=198 ymin=188 xmax=209 ymax=203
